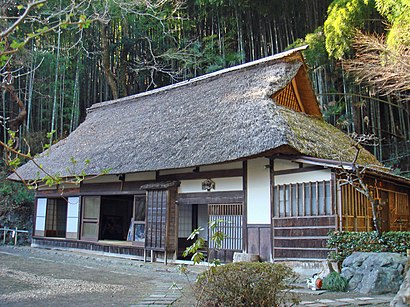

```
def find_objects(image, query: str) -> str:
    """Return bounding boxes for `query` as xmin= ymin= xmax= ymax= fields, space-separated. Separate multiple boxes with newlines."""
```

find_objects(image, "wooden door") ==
xmin=81 ymin=196 xmax=101 ymax=241
xmin=145 ymin=190 xmax=168 ymax=251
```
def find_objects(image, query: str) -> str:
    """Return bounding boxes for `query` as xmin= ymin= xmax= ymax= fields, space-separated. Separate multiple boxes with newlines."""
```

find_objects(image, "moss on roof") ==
xmin=278 ymin=106 xmax=381 ymax=166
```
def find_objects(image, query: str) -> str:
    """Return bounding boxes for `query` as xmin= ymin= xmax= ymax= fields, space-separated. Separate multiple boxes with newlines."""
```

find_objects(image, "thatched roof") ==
xmin=11 ymin=46 xmax=380 ymax=181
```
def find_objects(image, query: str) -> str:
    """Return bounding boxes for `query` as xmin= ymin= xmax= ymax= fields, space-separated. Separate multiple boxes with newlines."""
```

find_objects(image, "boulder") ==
xmin=391 ymin=258 xmax=410 ymax=307
xmin=340 ymin=252 xmax=407 ymax=294
xmin=232 ymin=252 xmax=260 ymax=263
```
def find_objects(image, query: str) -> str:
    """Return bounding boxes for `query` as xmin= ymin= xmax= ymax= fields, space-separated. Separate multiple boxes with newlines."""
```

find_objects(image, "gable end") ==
xmin=272 ymin=66 xmax=322 ymax=117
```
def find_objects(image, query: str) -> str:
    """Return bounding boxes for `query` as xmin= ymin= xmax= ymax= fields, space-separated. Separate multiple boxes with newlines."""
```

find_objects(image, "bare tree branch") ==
xmin=0 ymin=0 xmax=47 ymax=39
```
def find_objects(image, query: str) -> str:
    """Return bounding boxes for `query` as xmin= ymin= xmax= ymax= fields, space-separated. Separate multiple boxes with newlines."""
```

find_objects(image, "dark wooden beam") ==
xmin=177 ymin=191 xmax=244 ymax=205
xmin=158 ymin=169 xmax=243 ymax=181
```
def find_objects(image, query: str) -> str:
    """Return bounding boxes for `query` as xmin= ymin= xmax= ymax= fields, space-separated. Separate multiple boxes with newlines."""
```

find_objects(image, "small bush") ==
xmin=327 ymin=231 xmax=410 ymax=262
xmin=195 ymin=262 xmax=300 ymax=306
xmin=322 ymin=272 xmax=348 ymax=292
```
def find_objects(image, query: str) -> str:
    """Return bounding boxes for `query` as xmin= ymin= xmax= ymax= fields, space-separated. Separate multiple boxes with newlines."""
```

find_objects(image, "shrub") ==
xmin=195 ymin=262 xmax=300 ymax=306
xmin=327 ymin=231 xmax=410 ymax=262
xmin=322 ymin=272 xmax=348 ymax=292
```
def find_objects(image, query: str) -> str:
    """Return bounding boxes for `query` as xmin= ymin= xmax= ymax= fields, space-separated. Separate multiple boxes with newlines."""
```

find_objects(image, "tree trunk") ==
xmin=50 ymin=26 xmax=61 ymax=145
xmin=100 ymin=22 xmax=119 ymax=100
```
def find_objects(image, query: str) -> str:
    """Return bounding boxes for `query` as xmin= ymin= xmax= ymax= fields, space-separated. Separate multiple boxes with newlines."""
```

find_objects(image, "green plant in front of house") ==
xmin=195 ymin=262 xmax=300 ymax=306
xmin=182 ymin=220 xmax=299 ymax=306
xmin=327 ymin=231 xmax=410 ymax=262
xmin=322 ymin=272 xmax=348 ymax=292
xmin=182 ymin=218 xmax=226 ymax=265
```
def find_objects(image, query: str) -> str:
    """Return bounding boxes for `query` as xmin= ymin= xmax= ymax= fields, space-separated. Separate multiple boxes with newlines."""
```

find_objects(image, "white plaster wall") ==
xmin=66 ymin=197 xmax=80 ymax=233
xmin=35 ymin=198 xmax=47 ymax=231
xmin=247 ymin=158 xmax=271 ymax=224
xmin=178 ymin=177 xmax=242 ymax=193
xmin=124 ymin=172 xmax=156 ymax=181
xmin=274 ymin=159 xmax=300 ymax=171
xmin=275 ymin=169 xmax=331 ymax=185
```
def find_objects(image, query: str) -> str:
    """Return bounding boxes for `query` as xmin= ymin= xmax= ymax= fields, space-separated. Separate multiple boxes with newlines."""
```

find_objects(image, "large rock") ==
xmin=340 ymin=252 xmax=407 ymax=294
xmin=232 ymin=252 xmax=260 ymax=262
xmin=391 ymin=265 xmax=410 ymax=306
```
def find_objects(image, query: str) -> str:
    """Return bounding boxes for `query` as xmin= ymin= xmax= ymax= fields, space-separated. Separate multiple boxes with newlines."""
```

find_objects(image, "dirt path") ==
xmin=0 ymin=246 xmax=199 ymax=306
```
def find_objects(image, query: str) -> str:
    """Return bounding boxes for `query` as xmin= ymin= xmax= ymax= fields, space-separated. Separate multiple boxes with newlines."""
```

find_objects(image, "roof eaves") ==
xmin=289 ymin=156 xmax=410 ymax=186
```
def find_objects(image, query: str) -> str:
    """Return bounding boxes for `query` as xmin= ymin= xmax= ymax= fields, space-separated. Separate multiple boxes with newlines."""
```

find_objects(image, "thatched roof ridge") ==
xmin=11 ymin=47 xmax=380 ymax=181
xmin=88 ymin=45 xmax=309 ymax=113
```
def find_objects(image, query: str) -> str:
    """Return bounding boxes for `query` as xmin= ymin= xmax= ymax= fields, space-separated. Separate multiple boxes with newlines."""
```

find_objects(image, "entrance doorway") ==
xmin=45 ymin=198 xmax=68 ymax=237
xmin=81 ymin=195 xmax=140 ymax=242
xmin=177 ymin=204 xmax=208 ymax=259
xmin=100 ymin=196 xmax=133 ymax=241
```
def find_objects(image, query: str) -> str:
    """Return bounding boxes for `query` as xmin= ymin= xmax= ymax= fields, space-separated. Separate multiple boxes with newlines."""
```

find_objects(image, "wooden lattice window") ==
xmin=340 ymin=184 xmax=372 ymax=231
xmin=273 ymin=181 xmax=333 ymax=217
xmin=208 ymin=203 xmax=243 ymax=250
xmin=272 ymin=80 xmax=304 ymax=112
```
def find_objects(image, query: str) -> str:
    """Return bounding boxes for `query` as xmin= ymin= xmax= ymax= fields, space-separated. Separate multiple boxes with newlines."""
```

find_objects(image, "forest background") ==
xmin=0 ymin=0 xmax=409 ymax=228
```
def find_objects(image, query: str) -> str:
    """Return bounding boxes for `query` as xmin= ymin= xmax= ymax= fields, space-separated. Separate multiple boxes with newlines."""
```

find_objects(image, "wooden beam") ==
xmin=177 ymin=191 xmax=244 ymax=205
xmin=291 ymin=78 xmax=305 ymax=113
xmin=158 ymin=168 xmax=243 ymax=181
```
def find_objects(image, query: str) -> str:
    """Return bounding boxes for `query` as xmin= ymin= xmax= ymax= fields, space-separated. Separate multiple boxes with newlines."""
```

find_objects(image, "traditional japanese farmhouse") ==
xmin=11 ymin=46 xmax=410 ymax=263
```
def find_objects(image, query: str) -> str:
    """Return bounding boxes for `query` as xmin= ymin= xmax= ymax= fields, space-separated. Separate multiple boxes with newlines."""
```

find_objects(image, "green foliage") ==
xmin=327 ymin=231 xmax=410 ymax=262
xmin=375 ymin=0 xmax=410 ymax=47
xmin=0 ymin=167 xmax=34 ymax=216
xmin=322 ymin=272 xmax=348 ymax=292
xmin=195 ymin=262 xmax=300 ymax=306
xmin=183 ymin=219 xmax=226 ymax=264
xmin=324 ymin=0 xmax=377 ymax=59
xmin=287 ymin=26 xmax=329 ymax=68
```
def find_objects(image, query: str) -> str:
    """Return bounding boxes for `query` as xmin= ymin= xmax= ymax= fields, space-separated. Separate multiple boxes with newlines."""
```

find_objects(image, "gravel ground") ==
xmin=0 ymin=245 xmax=201 ymax=306
xmin=0 ymin=245 xmax=395 ymax=306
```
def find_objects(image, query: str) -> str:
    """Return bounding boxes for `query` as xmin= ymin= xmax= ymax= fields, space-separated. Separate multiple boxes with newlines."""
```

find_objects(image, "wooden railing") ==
xmin=1 ymin=227 xmax=29 ymax=245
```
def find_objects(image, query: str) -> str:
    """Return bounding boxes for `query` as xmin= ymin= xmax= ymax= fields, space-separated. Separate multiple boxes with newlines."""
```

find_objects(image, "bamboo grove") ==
xmin=1 ymin=0 xmax=409 ymax=176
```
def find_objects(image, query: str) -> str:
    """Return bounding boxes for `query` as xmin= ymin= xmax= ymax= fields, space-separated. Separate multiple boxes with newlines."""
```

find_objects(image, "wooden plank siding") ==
xmin=272 ymin=216 xmax=335 ymax=260
xmin=273 ymin=180 xmax=335 ymax=260
xmin=389 ymin=191 xmax=409 ymax=231
xmin=247 ymin=224 xmax=271 ymax=261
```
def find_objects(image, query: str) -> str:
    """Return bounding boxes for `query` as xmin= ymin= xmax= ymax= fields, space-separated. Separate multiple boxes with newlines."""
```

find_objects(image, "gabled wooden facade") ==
xmin=13 ymin=47 xmax=410 ymax=263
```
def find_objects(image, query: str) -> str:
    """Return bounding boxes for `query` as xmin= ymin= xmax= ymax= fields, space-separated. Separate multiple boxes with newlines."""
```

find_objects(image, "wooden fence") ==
xmin=1 ymin=227 xmax=29 ymax=245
